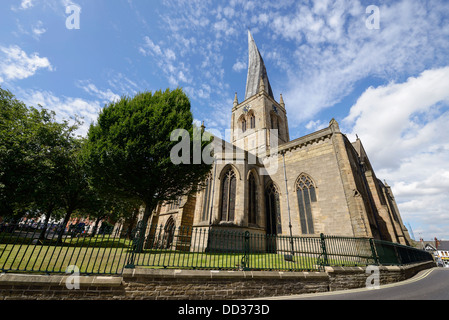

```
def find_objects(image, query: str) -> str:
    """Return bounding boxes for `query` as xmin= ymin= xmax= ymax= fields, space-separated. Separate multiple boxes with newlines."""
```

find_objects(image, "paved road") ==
xmin=267 ymin=268 xmax=449 ymax=300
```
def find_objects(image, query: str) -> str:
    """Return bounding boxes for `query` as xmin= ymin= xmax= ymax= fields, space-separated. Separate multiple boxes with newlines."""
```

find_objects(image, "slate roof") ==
xmin=422 ymin=240 xmax=449 ymax=251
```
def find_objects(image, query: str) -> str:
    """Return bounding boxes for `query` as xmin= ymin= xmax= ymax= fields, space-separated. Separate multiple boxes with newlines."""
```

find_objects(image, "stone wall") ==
xmin=123 ymin=269 xmax=329 ymax=300
xmin=0 ymin=261 xmax=435 ymax=300
xmin=0 ymin=273 xmax=124 ymax=300
xmin=325 ymin=261 xmax=434 ymax=292
xmin=274 ymin=133 xmax=352 ymax=237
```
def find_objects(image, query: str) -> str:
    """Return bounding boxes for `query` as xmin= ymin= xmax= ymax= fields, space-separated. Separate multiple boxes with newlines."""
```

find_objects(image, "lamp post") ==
xmin=282 ymin=151 xmax=295 ymax=260
xmin=206 ymin=155 xmax=217 ymax=253
xmin=208 ymin=157 xmax=217 ymax=228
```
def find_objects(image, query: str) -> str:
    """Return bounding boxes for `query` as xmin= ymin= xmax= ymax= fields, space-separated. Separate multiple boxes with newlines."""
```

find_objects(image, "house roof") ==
xmin=422 ymin=240 xmax=449 ymax=251
xmin=437 ymin=241 xmax=449 ymax=251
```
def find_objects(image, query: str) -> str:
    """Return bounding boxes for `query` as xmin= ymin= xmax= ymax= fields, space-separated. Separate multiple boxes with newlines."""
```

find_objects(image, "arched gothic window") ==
xmin=242 ymin=119 xmax=247 ymax=133
xmin=265 ymin=182 xmax=282 ymax=235
xmin=220 ymin=168 xmax=236 ymax=222
xmin=168 ymin=197 xmax=181 ymax=211
xmin=270 ymin=113 xmax=278 ymax=130
xmin=249 ymin=113 xmax=256 ymax=129
xmin=201 ymin=175 xmax=213 ymax=222
xmin=248 ymin=172 xmax=257 ymax=225
xmin=296 ymin=174 xmax=317 ymax=234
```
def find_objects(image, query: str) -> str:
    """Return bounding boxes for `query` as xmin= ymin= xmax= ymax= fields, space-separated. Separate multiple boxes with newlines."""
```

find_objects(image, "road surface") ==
xmin=265 ymin=268 xmax=449 ymax=300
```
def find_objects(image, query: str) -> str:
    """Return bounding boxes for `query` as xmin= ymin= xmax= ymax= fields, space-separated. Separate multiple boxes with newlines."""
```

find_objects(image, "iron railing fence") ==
xmin=126 ymin=223 xmax=434 ymax=272
xmin=128 ymin=225 xmax=325 ymax=271
xmin=0 ymin=221 xmax=132 ymax=275
xmin=0 ymin=221 xmax=434 ymax=275
xmin=372 ymin=239 xmax=433 ymax=266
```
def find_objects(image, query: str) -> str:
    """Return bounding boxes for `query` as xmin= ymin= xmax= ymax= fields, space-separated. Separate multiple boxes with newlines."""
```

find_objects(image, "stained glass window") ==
xmin=296 ymin=174 xmax=317 ymax=234
xmin=248 ymin=172 xmax=257 ymax=225
xmin=220 ymin=168 xmax=236 ymax=222
xmin=265 ymin=182 xmax=282 ymax=235
xmin=249 ymin=113 xmax=255 ymax=129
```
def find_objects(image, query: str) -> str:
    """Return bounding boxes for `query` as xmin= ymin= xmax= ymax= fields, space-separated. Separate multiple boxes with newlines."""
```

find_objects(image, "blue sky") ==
xmin=1 ymin=0 xmax=449 ymax=241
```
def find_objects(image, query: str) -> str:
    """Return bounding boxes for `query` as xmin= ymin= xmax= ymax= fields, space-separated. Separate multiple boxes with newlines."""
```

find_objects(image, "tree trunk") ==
xmin=91 ymin=216 xmax=104 ymax=238
xmin=38 ymin=206 xmax=54 ymax=241
xmin=125 ymin=208 xmax=139 ymax=239
xmin=134 ymin=202 xmax=155 ymax=253
xmin=57 ymin=209 xmax=73 ymax=245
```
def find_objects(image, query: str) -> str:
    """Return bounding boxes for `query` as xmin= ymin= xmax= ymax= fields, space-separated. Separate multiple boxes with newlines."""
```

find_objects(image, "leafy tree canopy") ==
xmin=0 ymin=86 xmax=78 ymax=219
xmin=0 ymin=86 xmax=91 ymax=229
xmin=84 ymin=88 xmax=212 ymax=228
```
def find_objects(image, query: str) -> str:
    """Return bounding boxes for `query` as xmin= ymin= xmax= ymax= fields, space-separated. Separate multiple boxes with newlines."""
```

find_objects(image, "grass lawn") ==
xmin=0 ymin=236 xmax=133 ymax=274
xmin=1 ymin=243 xmax=329 ymax=274
xmin=0 ymin=246 xmax=131 ymax=275
xmin=120 ymin=249 xmax=329 ymax=271
xmin=0 ymin=234 xmax=373 ymax=275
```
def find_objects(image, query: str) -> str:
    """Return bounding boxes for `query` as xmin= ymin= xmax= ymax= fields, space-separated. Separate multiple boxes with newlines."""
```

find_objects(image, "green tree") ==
xmin=75 ymin=192 xmax=141 ymax=238
xmin=30 ymin=111 xmax=81 ymax=240
xmin=84 ymin=89 xmax=212 ymax=243
xmin=0 ymin=87 xmax=79 ymax=222
xmin=54 ymin=137 xmax=95 ymax=243
xmin=0 ymin=87 xmax=38 ymax=219
xmin=0 ymin=87 xmax=93 ymax=244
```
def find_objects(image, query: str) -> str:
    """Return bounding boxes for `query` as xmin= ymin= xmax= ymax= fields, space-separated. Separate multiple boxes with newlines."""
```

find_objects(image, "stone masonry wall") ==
xmin=0 ymin=261 xmax=435 ymax=300
xmin=123 ymin=270 xmax=329 ymax=300
xmin=325 ymin=261 xmax=435 ymax=292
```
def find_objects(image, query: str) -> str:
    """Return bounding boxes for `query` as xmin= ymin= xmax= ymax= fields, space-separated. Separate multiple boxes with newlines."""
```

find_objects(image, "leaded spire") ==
xmin=245 ymin=30 xmax=274 ymax=100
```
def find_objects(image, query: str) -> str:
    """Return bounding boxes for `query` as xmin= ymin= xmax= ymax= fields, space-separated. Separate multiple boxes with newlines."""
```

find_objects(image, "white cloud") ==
xmin=305 ymin=119 xmax=327 ymax=132
xmin=271 ymin=0 xmax=449 ymax=126
xmin=202 ymin=98 xmax=232 ymax=134
xmin=76 ymin=80 xmax=120 ymax=103
xmin=32 ymin=21 xmax=47 ymax=38
xmin=343 ymin=66 xmax=449 ymax=169
xmin=139 ymin=36 xmax=193 ymax=88
xmin=0 ymin=45 xmax=53 ymax=83
xmin=213 ymin=19 xmax=236 ymax=37
xmin=107 ymin=72 xmax=141 ymax=96
xmin=185 ymin=84 xmax=212 ymax=100
xmin=140 ymin=36 xmax=162 ymax=57
xmin=165 ymin=49 xmax=176 ymax=61
xmin=223 ymin=6 xmax=235 ymax=19
xmin=21 ymin=0 xmax=35 ymax=9
xmin=232 ymin=60 xmax=246 ymax=72
xmin=343 ymin=66 xmax=449 ymax=240
xmin=156 ymin=0 xmax=449 ymax=137
xmin=11 ymin=0 xmax=36 ymax=11
xmin=18 ymin=88 xmax=102 ymax=137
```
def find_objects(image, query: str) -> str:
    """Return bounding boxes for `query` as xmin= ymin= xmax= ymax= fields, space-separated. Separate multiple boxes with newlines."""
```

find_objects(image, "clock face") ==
xmin=243 ymin=105 xmax=251 ymax=113
xmin=272 ymin=105 xmax=278 ymax=114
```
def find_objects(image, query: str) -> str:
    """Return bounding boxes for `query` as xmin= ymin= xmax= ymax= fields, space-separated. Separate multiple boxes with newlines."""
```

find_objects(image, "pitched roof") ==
xmin=438 ymin=241 xmax=449 ymax=251
xmin=421 ymin=240 xmax=449 ymax=251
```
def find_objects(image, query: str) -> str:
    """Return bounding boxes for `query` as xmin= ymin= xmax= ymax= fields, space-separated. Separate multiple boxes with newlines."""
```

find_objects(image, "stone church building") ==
xmin=148 ymin=31 xmax=412 ymax=247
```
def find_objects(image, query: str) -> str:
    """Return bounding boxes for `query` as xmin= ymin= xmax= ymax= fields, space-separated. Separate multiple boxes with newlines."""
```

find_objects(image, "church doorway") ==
xmin=163 ymin=217 xmax=176 ymax=249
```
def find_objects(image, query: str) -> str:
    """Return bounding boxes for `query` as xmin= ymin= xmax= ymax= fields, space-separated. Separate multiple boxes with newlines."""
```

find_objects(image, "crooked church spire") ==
xmin=245 ymin=30 xmax=274 ymax=100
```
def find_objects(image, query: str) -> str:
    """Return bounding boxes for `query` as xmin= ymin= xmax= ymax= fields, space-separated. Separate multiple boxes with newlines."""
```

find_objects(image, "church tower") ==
xmin=231 ymin=31 xmax=290 ymax=156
